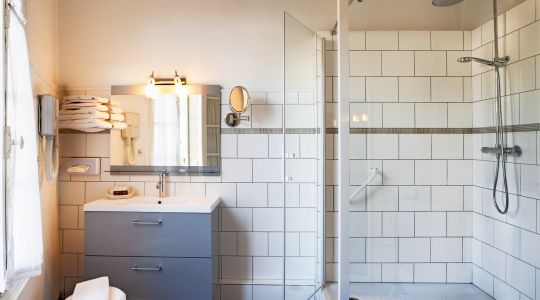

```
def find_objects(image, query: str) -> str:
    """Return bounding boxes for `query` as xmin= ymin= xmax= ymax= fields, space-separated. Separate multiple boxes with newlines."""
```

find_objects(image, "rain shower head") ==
xmin=432 ymin=0 xmax=464 ymax=7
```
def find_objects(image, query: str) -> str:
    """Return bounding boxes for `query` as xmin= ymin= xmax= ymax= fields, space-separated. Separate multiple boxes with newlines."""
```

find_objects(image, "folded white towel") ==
xmin=111 ymin=122 xmax=128 ymax=130
xmin=64 ymin=95 xmax=109 ymax=104
xmin=72 ymin=276 xmax=109 ymax=300
xmin=62 ymin=103 xmax=109 ymax=112
xmin=110 ymin=107 xmax=123 ymax=114
xmin=59 ymin=112 xmax=110 ymax=121
xmin=59 ymin=119 xmax=113 ymax=131
xmin=110 ymin=100 xmax=120 ymax=106
xmin=110 ymin=113 xmax=125 ymax=122
xmin=59 ymin=107 xmax=108 ymax=115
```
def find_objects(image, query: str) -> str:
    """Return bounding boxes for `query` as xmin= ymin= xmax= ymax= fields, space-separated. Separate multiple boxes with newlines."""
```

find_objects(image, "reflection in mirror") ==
xmin=229 ymin=86 xmax=250 ymax=113
xmin=109 ymin=84 xmax=221 ymax=175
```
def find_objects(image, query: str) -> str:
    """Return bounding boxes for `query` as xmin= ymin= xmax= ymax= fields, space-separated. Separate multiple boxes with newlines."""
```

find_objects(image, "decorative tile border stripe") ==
xmin=221 ymin=128 xmax=320 ymax=134
xmin=471 ymin=124 xmax=540 ymax=134
xmin=326 ymin=128 xmax=473 ymax=134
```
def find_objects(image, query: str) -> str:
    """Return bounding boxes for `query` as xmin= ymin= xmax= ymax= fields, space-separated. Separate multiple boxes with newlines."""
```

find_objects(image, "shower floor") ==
xmin=322 ymin=283 xmax=493 ymax=300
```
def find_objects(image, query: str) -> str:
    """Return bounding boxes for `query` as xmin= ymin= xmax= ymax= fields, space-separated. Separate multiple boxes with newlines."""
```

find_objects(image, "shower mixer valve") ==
xmin=481 ymin=145 xmax=522 ymax=157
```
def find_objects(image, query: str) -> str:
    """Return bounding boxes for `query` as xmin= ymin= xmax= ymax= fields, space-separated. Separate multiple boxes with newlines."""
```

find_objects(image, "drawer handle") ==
xmin=130 ymin=220 xmax=162 ymax=225
xmin=131 ymin=265 xmax=162 ymax=272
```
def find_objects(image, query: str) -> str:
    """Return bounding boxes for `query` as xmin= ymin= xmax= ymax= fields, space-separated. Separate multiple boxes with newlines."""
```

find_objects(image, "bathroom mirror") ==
xmin=109 ymin=84 xmax=221 ymax=175
xmin=224 ymin=86 xmax=250 ymax=127
xmin=229 ymin=86 xmax=250 ymax=113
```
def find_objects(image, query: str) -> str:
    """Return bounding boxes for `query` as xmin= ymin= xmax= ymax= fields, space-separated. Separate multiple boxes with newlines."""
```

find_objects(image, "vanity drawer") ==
xmin=86 ymin=256 xmax=213 ymax=300
xmin=85 ymin=212 xmax=212 ymax=257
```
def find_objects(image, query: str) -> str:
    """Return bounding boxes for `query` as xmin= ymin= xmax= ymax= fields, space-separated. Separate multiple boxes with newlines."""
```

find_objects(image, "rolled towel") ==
xmin=111 ymin=122 xmax=128 ymax=130
xmin=110 ymin=107 xmax=123 ymax=114
xmin=59 ymin=119 xmax=113 ymax=131
xmin=110 ymin=100 xmax=120 ymax=106
xmin=64 ymin=95 xmax=109 ymax=104
xmin=72 ymin=276 xmax=109 ymax=300
xmin=62 ymin=103 xmax=109 ymax=112
xmin=59 ymin=112 xmax=110 ymax=120
xmin=110 ymin=113 xmax=125 ymax=122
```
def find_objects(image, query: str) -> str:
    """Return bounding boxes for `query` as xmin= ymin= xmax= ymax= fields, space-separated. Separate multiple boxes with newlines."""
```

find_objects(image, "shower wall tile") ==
xmin=398 ymin=77 xmax=431 ymax=102
xmin=505 ymin=0 xmax=536 ymax=34
xmin=431 ymin=31 xmax=464 ymax=51
xmin=415 ymin=51 xmax=447 ymax=76
xmin=431 ymin=77 xmax=464 ymax=102
xmin=366 ymin=31 xmax=398 ymax=50
xmin=349 ymin=31 xmax=366 ymax=50
xmin=366 ymin=77 xmax=398 ymax=102
xmin=381 ymin=51 xmax=415 ymax=76
xmin=350 ymin=51 xmax=382 ymax=76
xmin=399 ymin=31 xmax=430 ymax=51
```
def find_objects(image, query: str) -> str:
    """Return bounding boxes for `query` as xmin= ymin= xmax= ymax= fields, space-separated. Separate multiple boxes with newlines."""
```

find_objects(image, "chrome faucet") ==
xmin=156 ymin=170 xmax=167 ymax=198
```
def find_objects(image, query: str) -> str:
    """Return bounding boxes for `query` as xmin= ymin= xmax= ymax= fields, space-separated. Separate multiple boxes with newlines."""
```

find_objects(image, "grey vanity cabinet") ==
xmin=84 ymin=210 xmax=219 ymax=300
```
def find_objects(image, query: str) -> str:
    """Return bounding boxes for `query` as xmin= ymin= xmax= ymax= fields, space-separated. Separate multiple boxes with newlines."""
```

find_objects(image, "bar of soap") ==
xmin=111 ymin=186 xmax=129 ymax=196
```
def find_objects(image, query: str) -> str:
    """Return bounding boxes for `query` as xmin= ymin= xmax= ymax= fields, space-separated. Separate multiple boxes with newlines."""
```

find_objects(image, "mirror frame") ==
xmin=109 ymin=84 xmax=222 ymax=175
xmin=228 ymin=86 xmax=251 ymax=113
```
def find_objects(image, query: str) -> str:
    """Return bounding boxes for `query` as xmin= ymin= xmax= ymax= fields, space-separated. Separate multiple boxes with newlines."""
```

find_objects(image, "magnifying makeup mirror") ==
xmin=224 ymin=86 xmax=251 ymax=127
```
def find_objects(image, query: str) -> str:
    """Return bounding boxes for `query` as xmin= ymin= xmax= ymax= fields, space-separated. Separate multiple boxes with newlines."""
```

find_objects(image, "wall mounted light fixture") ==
xmin=144 ymin=71 xmax=187 ymax=97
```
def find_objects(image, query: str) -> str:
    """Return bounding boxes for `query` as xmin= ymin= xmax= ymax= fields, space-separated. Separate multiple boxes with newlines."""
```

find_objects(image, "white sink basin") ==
xmin=84 ymin=196 xmax=220 ymax=213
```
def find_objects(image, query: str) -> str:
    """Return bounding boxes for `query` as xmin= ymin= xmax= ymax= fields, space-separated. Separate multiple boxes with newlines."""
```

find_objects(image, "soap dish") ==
xmin=106 ymin=186 xmax=136 ymax=200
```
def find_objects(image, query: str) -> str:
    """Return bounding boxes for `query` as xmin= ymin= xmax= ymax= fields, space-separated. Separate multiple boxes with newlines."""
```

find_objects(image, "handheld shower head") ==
xmin=432 ymin=0 xmax=464 ymax=7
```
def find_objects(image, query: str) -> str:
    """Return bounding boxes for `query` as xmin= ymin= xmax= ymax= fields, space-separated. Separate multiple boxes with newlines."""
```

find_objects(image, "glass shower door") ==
xmin=283 ymin=12 xmax=325 ymax=299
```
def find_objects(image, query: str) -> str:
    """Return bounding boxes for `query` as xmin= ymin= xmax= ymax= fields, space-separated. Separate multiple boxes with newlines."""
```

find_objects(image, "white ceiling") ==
xmin=285 ymin=0 xmax=525 ymax=32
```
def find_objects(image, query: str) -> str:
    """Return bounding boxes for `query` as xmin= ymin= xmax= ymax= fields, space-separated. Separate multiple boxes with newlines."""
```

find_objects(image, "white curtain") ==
xmin=151 ymin=94 xmax=181 ymax=165
xmin=4 ymin=1 xmax=43 ymax=288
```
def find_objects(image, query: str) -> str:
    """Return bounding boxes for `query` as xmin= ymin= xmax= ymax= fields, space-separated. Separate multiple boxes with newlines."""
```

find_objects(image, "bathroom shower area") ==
xmin=285 ymin=0 xmax=540 ymax=299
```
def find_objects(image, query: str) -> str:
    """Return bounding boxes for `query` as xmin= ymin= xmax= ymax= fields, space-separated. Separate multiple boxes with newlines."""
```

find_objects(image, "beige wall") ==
xmin=18 ymin=0 xmax=61 ymax=299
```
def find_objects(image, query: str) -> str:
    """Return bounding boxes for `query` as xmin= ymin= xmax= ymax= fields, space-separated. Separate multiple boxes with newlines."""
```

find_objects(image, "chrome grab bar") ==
xmin=131 ymin=265 xmax=162 ymax=272
xmin=130 ymin=220 xmax=162 ymax=225
xmin=481 ymin=145 xmax=521 ymax=157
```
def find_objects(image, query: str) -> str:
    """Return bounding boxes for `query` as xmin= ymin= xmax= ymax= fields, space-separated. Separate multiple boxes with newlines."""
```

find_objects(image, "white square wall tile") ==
xmin=221 ymin=134 xmax=237 ymax=158
xmin=382 ymin=212 xmax=414 ymax=237
xmin=382 ymin=51 xmax=414 ymax=76
xmin=507 ymin=195 xmax=537 ymax=232
xmin=415 ymin=51 xmax=446 ymax=76
xmin=519 ymin=90 xmax=540 ymax=125
xmin=350 ymin=103 xmax=382 ymax=128
xmin=222 ymin=208 xmax=252 ymax=231
xmin=382 ymin=160 xmax=414 ymax=185
xmin=448 ymin=160 xmax=473 ymax=185
xmin=206 ymin=183 xmax=236 ymax=207
xmin=520 ymin=230 xmax=540 ymax=268
xmin=399 ymin=31 xmax=430 ymax=50
xmin=59 ymin=205 xmax=78 ymax=229
xmin=237 ymin=134 xmax=268 ymax=158
xmin=174 ymin=182 xmax=205 ymax=197
xmin=366 ymin=31 xmax=398 ymax=50
xmin=221 ymin=285 xmax=252 ymax=300
xmin=253 ymin=285 xmax=283 ymax=300
xmin=472 ymin=27 xmax=482 ymax=49
xmin=60 ymin=134 xmax=86 ymax=157
xmin=399 ymin=77 xmax=431 ymax=102
xmin=220 ymin=232 xmax=237 ymax=255
xmin=366 ymin=238 xmax=398 ymax=262
xmin=506 ymin=255 xmax=536 ymax=298
xmin=431 ymin=31 xmax=464 ymax=50
xmin=415 ymin=212 xmax=446 ymax=237
xmin=367 ymin=135 xmax=398 ymax=159
xmin=253 ymin=257 xmax=283 ymax=280
xmin=399 ymin=186 xmax=431 ymax=211
xmin=432 ymin=186 xmax=463 ymax=211
xmin=506 ymin=0 xmax=536 ymax=33
xmin=238 ymin=232 xmax=268 ymax=256
xmin=349 ymin=31 xmax=366 ymax=50
xmin=448 ymin=103 xmax=472 ymax=128
xmin=237 ymin=183 xmax=267 ymax=207
xmin=415 ymin=160 xmax=447 ymax=185
xmin=414 ymin=263 xmax=446 ymax=283
xmin=366 ymin=77 xmax=398 ymax=102
xmin=382 ymin=103 xmax=414 ymax=128
xmin=59 ymin=182 xmax=85 ymax=205
xmin=431 ymin=238 xmax=462 ymax=262
xmin=399 ymin=238 xmax=430 ymax=262
xmin=350 ymin=134 xmax=367 ymax=159
xmin=350 ymin=51 xmax=382 ymax=76
xmin=447 ymin=263 xmax=472 ymax=283
xmin=382 ymin=263 xmax=413 ymax=282
xmin=325 ymin=51 xmax=337 ymax=76
xmin=399 ymin=135 xmax=431 ymax=159
xmin=367 ymin=186 xmax=398 ymax=211
xmin=447 ymin=212 xmax=472 ymax=237
xmin=252 ymin=105 xmax=282 ymax=128
xmin=253 ymin=208 xmax=283 ymax=231
xmin=221 ymin=159 xmax=252 ymax=182
xmin=432 ymin=134 xmax=463 ymax=159
xmin=431 ymin=77 xmax=464 ymax=102
xmin=473 ymin=265 xmax=494 ymax=296
xmin=350 ymin=77 xmax=366 ymax=102
xmin=350 ymin=212 xmax=382 ymax=237
xmin=222 ymin=257 xmax=252 ymax=280
xmin=349 ymin=263 xmax=382 ymax=282
xmin=253 ymin=159 xmax=282 ymax=183
xmin=415 ymin=103 xmax=447 ymax=128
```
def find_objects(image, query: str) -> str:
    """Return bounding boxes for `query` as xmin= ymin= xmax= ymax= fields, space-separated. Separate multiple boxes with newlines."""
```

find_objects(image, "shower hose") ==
xmin=493 ymin=66 xmax=509 ymax=214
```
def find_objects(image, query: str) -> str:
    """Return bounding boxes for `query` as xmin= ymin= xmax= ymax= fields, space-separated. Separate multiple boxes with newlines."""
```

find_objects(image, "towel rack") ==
xmin=350 ymin=168 xmax=379 ymax=202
